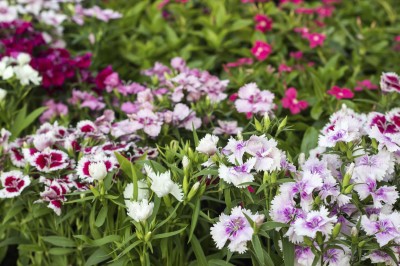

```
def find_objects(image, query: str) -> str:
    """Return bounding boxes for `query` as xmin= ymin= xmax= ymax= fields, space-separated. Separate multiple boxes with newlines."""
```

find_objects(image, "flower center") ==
xmin=225 ymin=217 xmax=246 ymax=237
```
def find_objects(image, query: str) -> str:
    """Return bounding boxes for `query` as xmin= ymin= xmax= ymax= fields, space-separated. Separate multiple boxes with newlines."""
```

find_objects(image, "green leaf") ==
xmin=95 ymin=204 xmax=108 ymax=227
xmin=260 ymin=222 xmax=289 ymax=231
xmin=152 ymin=225 xmax=187 ymax=240
xmin=42 ymin=236 xmax=76 ymax=248
xmin=282 ymin=237 xmax=295 ymax=266
xmin=190 ymin=235 xmax=208 ymax=266
xmin=188 ymin=201 xmax=200 ymax=242
xmin=85 ymin=248 xmax=110 ymax=266
xmin=301 ymin=127 xmax=319 ymax=155
xmin=48 ymin=248 xmax=75 ymax=255
xmin=10 ymin=106 xmax=47 ymax=140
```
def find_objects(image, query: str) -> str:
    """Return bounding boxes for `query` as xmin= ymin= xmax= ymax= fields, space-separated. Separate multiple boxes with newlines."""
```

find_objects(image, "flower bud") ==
xmin=187 ymin=182 xmax=200 ymax=201
xmin=144 ymin=231 xmax=152 ymax=242
xmin=88 ymin=161 xmax=108 ymax=181
xmin=263 ymin=114 xmax=271 ymax=131
xmin=351 ymin=227 xmax=358 ymax=237
xmin=298 ymin=153 xmax=305 ymax=166
xmin=0 ymin=88 xmax=7 ymax=102
xmin=332 ymin=223 xmax=341 ymax=239
xmin=342 ymin=163 xmax=354 ymax=187
xmin=358 ymin=240 xmax=366 ymax=248
xmin=182 ymin=156 xmax=190 ymax=169
xmin=344 ymin=184 xmax=355 ymax=194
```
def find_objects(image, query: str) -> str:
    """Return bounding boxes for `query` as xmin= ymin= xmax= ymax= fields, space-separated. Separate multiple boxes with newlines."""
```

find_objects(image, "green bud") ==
xmin=344 ymin=184 xmax=355 ymax=194
xmin=358 ymin=241 xmax=366 ymax=248
xmin=332 ymin=223 xmax=341 ymax=239
xmin=314 ymin=195 xmax=321 ymax=205
xmin=316 ymin=232 xmax=324 ymax=245
xmin=342 ymin=163 xmax=354 ymax=188
xmin=144 ymin=231 xmax=152 ymax=242
xmin=187 ymin=182 xmax=200 ymax=201
xmin=263 ymin=114 xmax=271 ymax=131
xmin=254 ymin=118 xmax=262 ymax=131
xmin=303 ymin=236 xmax=313 ymax=246
xmin=183 ymin=175 xmax=189 ymax=195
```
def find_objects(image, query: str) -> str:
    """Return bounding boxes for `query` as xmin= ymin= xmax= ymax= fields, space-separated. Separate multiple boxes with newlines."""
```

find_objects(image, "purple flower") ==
xmin=213 ymin=120 xmax=242 ymax=135
xmin=234 ymin=83 xmax=275 ymax=116
xmin=222 ymin=138 xmax=248 ymax=164
xmin=210 ymin=206 xmax=264 ymax=253
xmin=293 ymin=206 xmax=337 ymax=239
xmin=361 ymin=212 xmax=400 ymax=247
xmin=245 ymin=135 xmax=283 ymax=172
xmin=128 ymin=109 xmax=163 ymax=137
xmin=218 ymin=158 xmax=256 ymax=188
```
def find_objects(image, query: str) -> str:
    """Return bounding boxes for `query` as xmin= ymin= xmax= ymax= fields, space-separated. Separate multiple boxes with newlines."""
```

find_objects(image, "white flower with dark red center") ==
xmin=196 ymin=134 xmax=219 ymax=156
xmin=101 ymin=142 xmax=132 ymax=154
xmin=126 ymin=199 xmax=154 ymax=223
xmin=245 ymin=135 xmax=283 ymax=172
xmin=293 ymin=206 xmax=337 ymax=239
xmin=0 ymin=171 xmax=30 ymax=198
xmin=35 ymin=177 xmax=70 ymax=216
xmin=144 ymin=165 xmax=183 ymax=201
xmin=380 ymin=72 xmax=400 ymax=93
xmin=8 ymin=145 xmax=26 ymax=167
xmin=30 ymin=149 xmax=69 ymax=172
xmin=76 ymin=153 xmax=117 ymax=182
xmin=218 ymin=158 xmax=256 ymax=188
xmin=77 ymin=120 xmax=98 ymax=135
xmin=88 ymin=161 xmax=108 ymax=181
xmin=210 ymin=206 xmax=264 ymax=254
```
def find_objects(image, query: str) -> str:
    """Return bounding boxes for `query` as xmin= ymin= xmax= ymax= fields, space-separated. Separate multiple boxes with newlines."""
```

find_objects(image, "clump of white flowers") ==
xmin=0 ymin=53 xmax=42 ymax=86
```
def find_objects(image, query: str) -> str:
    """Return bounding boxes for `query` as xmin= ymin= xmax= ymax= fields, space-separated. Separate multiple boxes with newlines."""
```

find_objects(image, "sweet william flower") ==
xmin=218 ymin=158 xmax=256 ymax=188
xmin=196 ymin=134 xmax=219 ymax=155
xmin=88 ymin=161 xmax=108 ymax=181
xmin=293 ymin=206 xmax=337 ymax=239
xmin=126 ymin=199 xmax=154 ymax=223
xmin=254 ymin=14 xmax=273 ymax=33
xmin=251 ymin=41 xmax=272 ymax=61
xmin=327 ymin=86 xmax=354 ymax=99
xmin=306 ymin=33 xmax=326 ymax=48
xmin=210 ymin=206 xmax=264 ymax=254
xmin=0 ymin=171 xmax=30 ymax=198
xmin=281 ymin=87 xmax=309 ymax=114
xmin=144 ymin=165 xmax=183 ymax=201
xmin=361 ymin=212 xmax=400 ymax=247
xmin=380 ymin=72 xmax=400 ymax=93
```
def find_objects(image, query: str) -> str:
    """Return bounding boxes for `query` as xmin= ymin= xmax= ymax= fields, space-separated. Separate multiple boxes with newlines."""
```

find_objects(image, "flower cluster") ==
xmin=0 ymin=53 xmax=41 ymax=86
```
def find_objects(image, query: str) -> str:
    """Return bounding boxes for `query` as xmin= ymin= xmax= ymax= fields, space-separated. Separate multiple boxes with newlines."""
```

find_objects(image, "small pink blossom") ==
xmin=282 ymin=88 xmax=309 ymax=114
xmin=278 ymin=64 xmax=293 ymax=73
xmin=251 ymin=41 xmax=272 ymax=61
xmin=40 ymin=100 xmax=68 ymax=123
xmin=254 ymin=14 xmax=273 ymax=33
xmin=290 ymin=51 xmax=303 ymax=60
xmin=327 ymin=86 xmax=354 ymax=99
xmin=306 ymin=33 xmax=326 ymax=48
xmin=354 ymin=79 xmax=378 ymax=91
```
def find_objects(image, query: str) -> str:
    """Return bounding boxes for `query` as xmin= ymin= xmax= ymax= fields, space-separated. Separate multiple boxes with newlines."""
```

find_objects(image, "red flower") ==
xmin=30 ymin=149 xmax=69 ymax=173
xmin=327 ymin=86 xmax=354 ymax=99
xmin=281 ymin=87 xmax=309 ymax=114
xmin=251 ymin=41 xmax=272 ymax=61
xmin=254 ymin=14 xmax=273 ymax=33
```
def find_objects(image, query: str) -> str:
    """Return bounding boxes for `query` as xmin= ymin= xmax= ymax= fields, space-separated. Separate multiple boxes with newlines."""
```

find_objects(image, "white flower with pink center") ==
xmin=210 ymin=206 xmax=264 ymax=254
xmin=30 ymin=149 xmax=69 ymax=172
xmin=218 ymin=158 xmax=256 ymax=188
xmin=76 ymin=153 xmax=117 ymax=182
xmin=0 ymin=171 xmax=30 ymax=198
xmin=292 ymin=206 xmax=337 ymax=239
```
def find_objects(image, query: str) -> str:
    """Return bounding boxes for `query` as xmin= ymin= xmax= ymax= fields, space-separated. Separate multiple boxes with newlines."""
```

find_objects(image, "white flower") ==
xmin=0 ymin=88 xmax=7 ymax=102
xmin=182 ymin=156 xmax=190 ymax=169
xmin=123 ymin=180 xmax=149 ymax=203
xmin=88 ymin=162 xmax=108 ymax=181
xmin=0 ymin=60 xmax=14 ymax=80
xmin=16 ymin=53 xmax=31 ymax=65
xmin=196 ymin=134 xmax=219 ymax=155
xmin=144 ymin=165 xmax=183 ymax=201
xmin=218 ymin=158 xmax=256 ymax=188
xmin=0 ymin=2 xmax=18 ymax=23
xmin=126 ymin=199 xmax=154 ymax=222
xmin=13 ymin=65 xmax=42 ymax=86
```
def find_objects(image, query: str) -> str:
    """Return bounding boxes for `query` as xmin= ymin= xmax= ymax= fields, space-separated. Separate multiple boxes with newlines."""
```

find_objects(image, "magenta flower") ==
xmin=327 ymin=86 xmax=354 ymax=99
xmin=36 ymin=178 xmax=70 ymax=216
xmin=281 ymin=87 xmax=309 ymax=114
xmin=306 ymin=33 xmax=326 ymax=48
xmin=361 ymin=212 xmax=400 ymax=247
xmin=380 ymin=72 xmax=400 ymax=93
xmin=251 ymin=41 xmax=272 ymax=61
xmin=0 ymin=170 xmax=30 ymax=198
xmin=290 ymin=51 xmax=303 ymax=60
xmin=254 ymin=14 xmax=273 ymax=33
xmin=354 ymin=79 xmax=378 ymax=91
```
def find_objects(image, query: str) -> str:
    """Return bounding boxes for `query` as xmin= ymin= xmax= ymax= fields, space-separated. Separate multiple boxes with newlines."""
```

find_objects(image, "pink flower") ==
xmin=251 ymin=41 xmax=272 ymax=61
xmin=290 ymin=51 xmax=303 ymax=60
xmin=235 ymin=83 xmax=275 ymax=116
xmin=327 ymin=86 xmax=354 ymax=99
xmin=280 ymin=0 xmax=303 ymax=5
xmin=315 ymin=6 xmax=334 ymax=17
xmin=295 ymin=8 xmax=315 ymax=15
xmin=0 ymin=171 xmax=30 ymax=198
xmin=294 ymin=27 xmax=310 ymax=37
xmin=395 ymin=36 xmax=400 ymax=42
xmin=278 ymin=64 xmax=293 ymax=73
xmin=282 ymin=88 xmax=309 ymax=114
xmin=306 ymin=33 xmax=326 ymax=48
xmin=128 ymin=109 xmax=163 ymax=137
xmin=254 ymin=14 xmax=273 ymax=33
xmin=223 ymin=58 xmax=253 ymax=70
xmin=354 ymin=79 xmax=378 ymax=91
xmin=40 ymin=100 xmax=68 ymax=123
